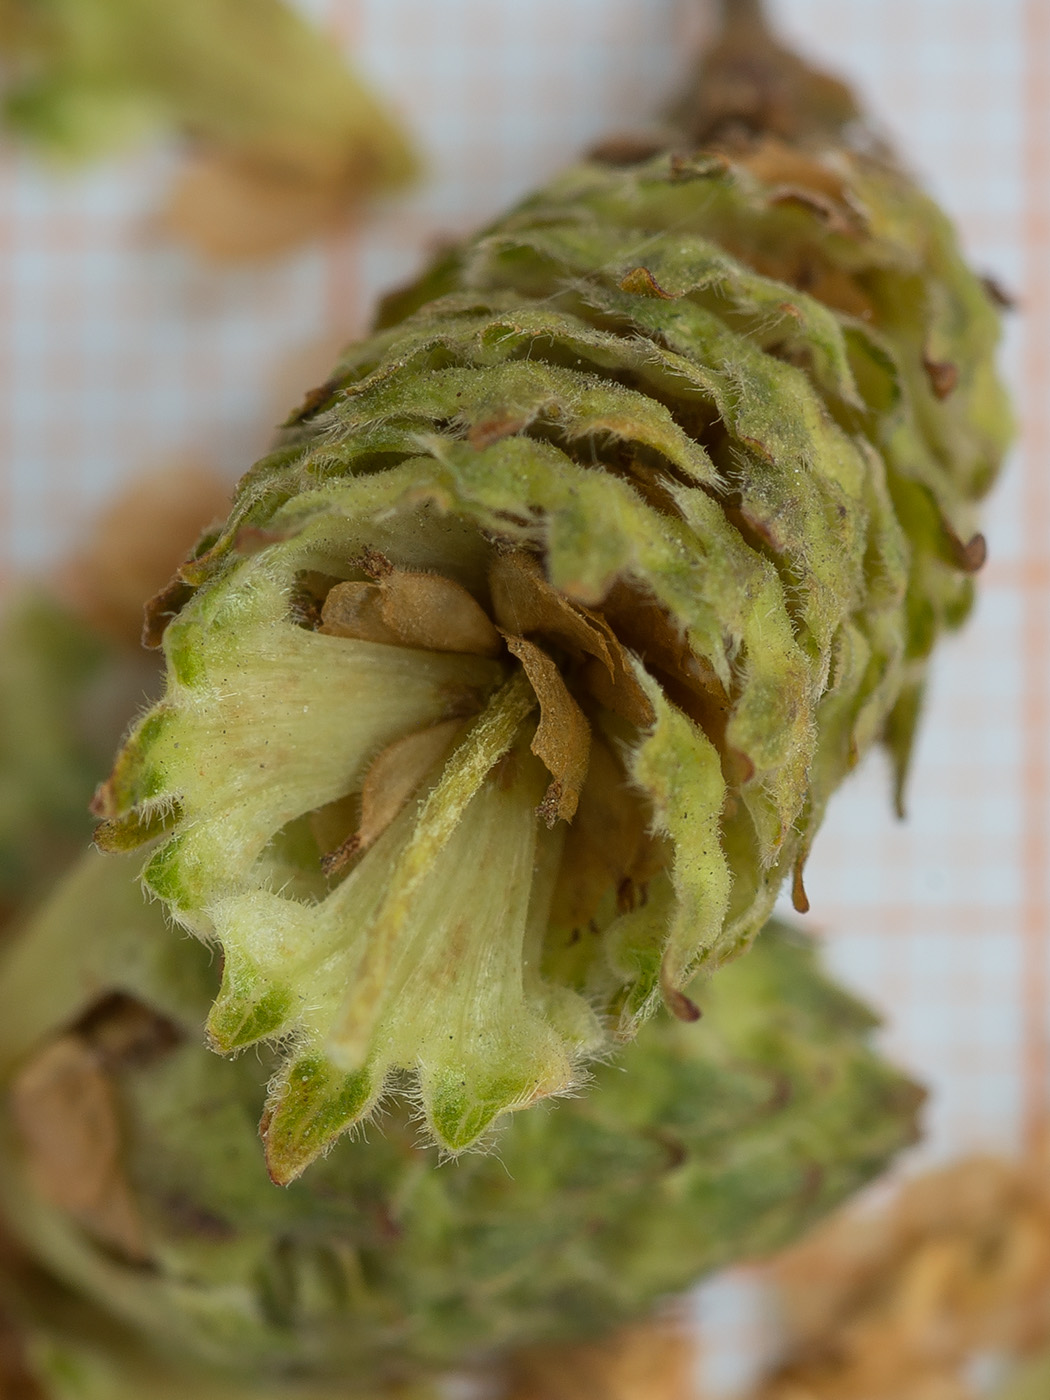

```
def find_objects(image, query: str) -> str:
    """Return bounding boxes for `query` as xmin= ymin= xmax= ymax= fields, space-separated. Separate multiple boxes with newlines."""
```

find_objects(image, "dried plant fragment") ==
xmin=490 ymin=551 xmax=654 ymax=728
xmin=506 ymin=1317 xmax=698 ymax=1400
xmin=741 ymin=1143 xmax=1050 ymax=1400
xmin=10 ymin=1035 xmax=148 ymax=1262
xmin=0 ymin=0 xmax=417 ymax=258
xmin=321 ymin=718 xmax=466 ymax=875
xmin=321 ymin=570 xmax=502 ymax=656
xmin=505 ymin=635 xmax=591 ymax=825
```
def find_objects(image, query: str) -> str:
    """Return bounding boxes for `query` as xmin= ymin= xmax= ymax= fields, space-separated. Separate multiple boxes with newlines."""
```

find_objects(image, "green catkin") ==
xmin=95 ymin=0 xmax=1011 ymax=1169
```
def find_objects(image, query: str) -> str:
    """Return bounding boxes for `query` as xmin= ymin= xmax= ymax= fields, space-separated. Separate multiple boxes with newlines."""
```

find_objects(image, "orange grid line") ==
xmin=1021 ymin=0 xmax=1050 ymax=1150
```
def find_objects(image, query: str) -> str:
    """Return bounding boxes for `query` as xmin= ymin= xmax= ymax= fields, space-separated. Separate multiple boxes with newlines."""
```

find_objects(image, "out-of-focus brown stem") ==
xmin=719 ymin=0 xmax=770 ymax=32
xmin=676 ymin=0 xmax=859 ymax=145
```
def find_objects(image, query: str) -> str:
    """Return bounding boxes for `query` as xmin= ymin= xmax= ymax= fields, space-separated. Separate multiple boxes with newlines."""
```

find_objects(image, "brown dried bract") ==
xmin=490 ymin=551 xmax=655 ymax=729
xmin=589 ymin=131 xmax=675 ymax=166
xmin=550 ymin=736 xmax=654 ymax=930
xmin=321 ymin=570 xmax=502 ymax=656
xmin=321 ymin=719 xmax=465 ymax=875
xmin=505 ymin=636 xmax=591 ymax=826
xmin=663 ymin=985 xmax=702 ymax=1023
xmin=791 ymin=858 xmax=811 ymax=915
xmin=923 ymin=355 xmax=960 ymax=401
xmin=599 ymin=578 xmax=727 ymax=746
xmin=739 ymin=142 xmax=851 ymax=205
xmin=163 ymin=150 xmax=353 ymax=262
xmin=944 ymin=527 xmax=988 ymax=574
xmin=76 ymin=993 xmax=183 ymax=1069
xmin=10 ymin=1035 xmax=149 ymax=1262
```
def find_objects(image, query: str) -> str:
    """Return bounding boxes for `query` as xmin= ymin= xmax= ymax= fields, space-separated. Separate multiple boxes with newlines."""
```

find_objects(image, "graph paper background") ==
xmin=0 ymin=0 xmax=1046 ymax=1392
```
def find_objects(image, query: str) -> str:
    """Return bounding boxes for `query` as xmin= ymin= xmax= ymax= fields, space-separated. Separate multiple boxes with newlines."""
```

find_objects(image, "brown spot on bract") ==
xmin=950 ymin=530 xmax=987 ymax=574
xmin=468 ymin=415 xmax=528 ymax=449
xmin=505 ymin=636 xmax=590 ymax=825
xmin=619 ymin=266 xmax=675 ymax=300
xmin=923 ymin=355 xmax=959 ymax=400
xmin=11 ymin=1035 xmax=149 ymax=1262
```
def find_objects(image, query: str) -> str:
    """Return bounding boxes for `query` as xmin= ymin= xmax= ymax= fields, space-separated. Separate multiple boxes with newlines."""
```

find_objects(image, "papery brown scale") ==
xmin=322 ymin=718 xmax=467 ymax=875
xmin=505 ymin=635 xmax=591 ymax=825
xmin=321 ymin=571 xmax=502 ymax=656
xmin=490 ymin=552 xmax=656 ymax=729
xmin=549 ymin=736 xmax=653 ymax=930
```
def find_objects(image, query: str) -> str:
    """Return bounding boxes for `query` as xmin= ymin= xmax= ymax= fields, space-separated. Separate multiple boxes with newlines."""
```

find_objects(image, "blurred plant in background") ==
xmin=0 ymin=0 xmax=417 ymax=257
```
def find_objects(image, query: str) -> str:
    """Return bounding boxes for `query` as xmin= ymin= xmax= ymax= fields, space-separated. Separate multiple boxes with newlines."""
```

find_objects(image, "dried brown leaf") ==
xmin=745 ymin=1147 xmax=1050 ymax=1400
xmin=505 ymin=636 xmax=591 ymax=825
xmin=738 ymin=141 xmax=852 ymax=204
xmin=491 ymin=551 xmax=612 ymax=661
xmin=10 ymin=1036 xmax=149 ymax=1262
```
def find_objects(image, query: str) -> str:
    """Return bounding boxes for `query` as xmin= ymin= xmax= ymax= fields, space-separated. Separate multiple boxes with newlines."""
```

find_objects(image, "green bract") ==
xmin=96 ymin=33 xmax=1010 ymax=1171
xmin=0 ymin=850 xmax=919 ymax=1385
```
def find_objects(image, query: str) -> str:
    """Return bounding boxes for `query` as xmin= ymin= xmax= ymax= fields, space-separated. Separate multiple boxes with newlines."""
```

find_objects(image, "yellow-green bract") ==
xmin=97 ymin=98 xmax=1010 ymax=1175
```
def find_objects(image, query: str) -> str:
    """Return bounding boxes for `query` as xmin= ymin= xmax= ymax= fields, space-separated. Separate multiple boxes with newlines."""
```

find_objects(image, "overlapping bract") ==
xmin=97 ymin=123 xmax=1010 ymax=1170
